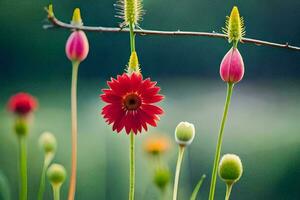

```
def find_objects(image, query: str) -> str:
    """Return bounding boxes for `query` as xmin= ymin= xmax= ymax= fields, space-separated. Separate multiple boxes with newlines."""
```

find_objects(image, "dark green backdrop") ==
xmin=0 ymin=0 xmax=299 ymax=200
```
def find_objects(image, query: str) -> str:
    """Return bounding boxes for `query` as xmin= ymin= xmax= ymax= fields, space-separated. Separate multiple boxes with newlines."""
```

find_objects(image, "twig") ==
xmin=44 ymin=10 xmax=300 ymax=51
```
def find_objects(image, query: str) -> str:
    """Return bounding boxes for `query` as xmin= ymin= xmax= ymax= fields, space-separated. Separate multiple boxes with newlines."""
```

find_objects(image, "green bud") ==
xmin=218 ymin=154 xmax=243 ymax=184
xmin=47 ymin=164 xmax=66 ymax=186
xmin=153 ymin=167 xmax=171 ymax=191
xmin=175 ymin=121 xmax=195 ymax=146
xmin=39 ymin=132 xmax=57 ymax=154
xmin=14 ymin=118 xmax=28 ymax=136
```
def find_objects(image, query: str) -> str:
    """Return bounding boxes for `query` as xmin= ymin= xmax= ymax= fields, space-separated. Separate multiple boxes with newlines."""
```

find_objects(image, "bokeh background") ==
xmin=0 ymin=0 xmax=300 ymax=199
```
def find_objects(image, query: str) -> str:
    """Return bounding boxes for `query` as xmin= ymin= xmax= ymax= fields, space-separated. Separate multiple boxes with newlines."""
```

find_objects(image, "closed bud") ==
xmin=175 ymin=122 xmax=195 ymax=146
xmin=218 ymin=154 xmax=243 ymax=184
xmin=220 ymin=47 xmax=244 ymax=84
xmin=128 ymin=51 xmax=140 ymax=73
xmin=66 ymin=9 xmax=89 ymax=63
xmin=39 ymin=132 xmax=57 ymax=154
xmin=47 ymin=164 xmax=66 ymax=186
xmin=71 ymin=8 xmax=83 ymax=26
xmin=14 ymin=118 xmax=28 ymax=136
xmin=65 ymin=30 xmax=89 ymax=63
xmin=153 ymin=167 xmax=171 ymax=191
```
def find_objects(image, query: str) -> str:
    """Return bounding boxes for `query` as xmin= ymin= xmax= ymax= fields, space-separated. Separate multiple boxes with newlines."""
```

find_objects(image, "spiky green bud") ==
xmin=222 ymin=6 xmax=245 ymax=46
xmin=115 ymin=0 xmax=144 ymax=27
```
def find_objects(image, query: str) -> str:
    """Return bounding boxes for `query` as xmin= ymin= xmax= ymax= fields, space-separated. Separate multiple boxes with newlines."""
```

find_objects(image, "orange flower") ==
xmin=144 ymin=136 xmax=170 ymax=155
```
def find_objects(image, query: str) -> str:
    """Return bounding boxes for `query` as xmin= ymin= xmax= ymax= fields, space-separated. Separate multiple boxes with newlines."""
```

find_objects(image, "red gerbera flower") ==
xmin=7 ymin=92 xmax=38 ymax=116
xmin=100 ymin=72 xmax=164 ymax=134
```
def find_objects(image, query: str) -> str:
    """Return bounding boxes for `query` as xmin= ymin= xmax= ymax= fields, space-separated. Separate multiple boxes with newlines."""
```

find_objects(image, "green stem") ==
xmin=208 ymin=83 xmax=234 ymax=200
xmin=128 ymin=22 xmax=137 ymax=200
xmin=18 ymin=136 xmax=27 ymax=200
xmin=68 ymin=61 xmax=79 ymax=200
xmin=225 ymin=184 xmax=233 ymax=200
xmin=172 ymin=146 xmax=185 ymax=200
xmin=129 ymin=23 xmax=136 ymax=53
xmin=129 ymin=131 xmax=135 ymax=200
xmin=53 ymin=185 xmax=61 ymax=200
xmin=38 ymin=154 xmax=53 ymax=200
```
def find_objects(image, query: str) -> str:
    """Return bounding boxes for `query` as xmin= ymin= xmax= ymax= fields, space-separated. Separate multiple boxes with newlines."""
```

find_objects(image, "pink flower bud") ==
xmin=65 ymin=30 xmax=89 ymax=62
xmin=220 ymin=48 xmax=244 ymax=83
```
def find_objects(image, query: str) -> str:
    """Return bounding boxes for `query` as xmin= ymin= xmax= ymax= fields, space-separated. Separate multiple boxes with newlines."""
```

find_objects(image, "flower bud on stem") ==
xmin=47 ymin=164 xmax=66 ymax=200
xmin=219 ymin=154 xmax=243 ymax=200
xmin=65 ymin=8 xmax=89 ymax=200
xmin=173 ymin=122 xmax=195 ymax=200
xmin=38 ymin=132 xmax=56 ymax=200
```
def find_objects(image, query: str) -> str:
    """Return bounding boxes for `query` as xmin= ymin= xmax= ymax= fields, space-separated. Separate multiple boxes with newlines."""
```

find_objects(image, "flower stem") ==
xmin=128 ymin=22 xmax=137 ymax=200
xmin=68 ymin=61 xmax=80 ymax=200
xmin=129 ymin=23 xmax=136 ymax=53
xmin=53 ymin=185 xmax=61 ymax=200
xmin=38 ymin=154 xmax=53 ymax=200
xmin=225 ymin=183 xmax=233 ymax=200
xmin=129 ymin=131 xmax=135 ymax=200
xmin=172 ymin=146 xmax=185 ymax=200
xmin=18 ymin=135 xmax=27 ymax=200
xmin=208 ymin=83 xmax=234 ymax=200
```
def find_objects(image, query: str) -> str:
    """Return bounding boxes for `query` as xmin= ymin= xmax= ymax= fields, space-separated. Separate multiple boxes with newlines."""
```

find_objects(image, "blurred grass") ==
xmin=0 ymin=78 xmax=299 ymax=199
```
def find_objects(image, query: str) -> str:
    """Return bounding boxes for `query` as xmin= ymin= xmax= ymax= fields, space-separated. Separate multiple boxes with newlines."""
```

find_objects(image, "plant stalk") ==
xmin=53 ymin=185 xmax=61 ymax=200
xmin=68 ymin=61 xmax=80 ymax=200
xmin=225 ymin=183 xmax=233 ymax=200
xmin=18 ymin=136 xmax=27 ymax=200
xmin=172 ymin=146 xmax=185 ymax=200
xmin=129 ymin=131 xmax=135 ymax=200
xmin=208 ymin=83 xmax=234 ymax=200
xmin=38 ymin=153 xmax=53 ymax=200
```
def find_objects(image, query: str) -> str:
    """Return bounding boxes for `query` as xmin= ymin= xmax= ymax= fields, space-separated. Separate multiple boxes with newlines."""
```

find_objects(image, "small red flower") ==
xmin=100 ymin=72 xmax=164 ymax=134
xmin=7 ymin=93 xmax=38 ymax=116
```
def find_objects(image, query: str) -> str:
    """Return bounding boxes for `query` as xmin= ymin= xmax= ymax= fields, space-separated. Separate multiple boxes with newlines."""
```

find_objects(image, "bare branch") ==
xmin=45 ymin=13 xmax=300 ymax=52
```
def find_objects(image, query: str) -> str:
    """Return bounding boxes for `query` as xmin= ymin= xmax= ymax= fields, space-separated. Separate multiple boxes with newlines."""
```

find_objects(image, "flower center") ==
xmin=123 ymin=93 xmax=141 ymax=110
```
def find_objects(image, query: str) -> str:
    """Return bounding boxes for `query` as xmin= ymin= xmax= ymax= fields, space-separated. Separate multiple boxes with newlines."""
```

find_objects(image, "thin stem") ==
xmin=208 ymin=83 xmax=234 ymax=200
xmin=53 ymin=185 xmax=61 ymax=200
xmin=18 ymin=136 xmax=27 ymax=200
xmin=38 ymin=153 xmax=53 ymax=200
xmin=172 ymin=146 xmax=185 ymax=200
xmin=45 ymin=13 xmax=300 ymax=51
xmin=129 ymin=131 xmax=135 ymax=200
xmin=129 ymin=23 xmax=136 ymax=53
xmin=68 ymin=61 xmax=80 ymax=200
xmin=225 ymin=184 xmax=233 ymax=200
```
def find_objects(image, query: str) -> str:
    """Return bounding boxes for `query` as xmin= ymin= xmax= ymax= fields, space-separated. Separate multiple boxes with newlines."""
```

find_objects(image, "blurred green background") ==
xmin=0 ymin=0 xmax=300 ymax=199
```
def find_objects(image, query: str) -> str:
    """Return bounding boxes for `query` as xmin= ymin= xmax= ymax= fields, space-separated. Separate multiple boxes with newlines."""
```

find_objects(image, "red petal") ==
xmin=142 ymin=104 xmax=164 ymax=115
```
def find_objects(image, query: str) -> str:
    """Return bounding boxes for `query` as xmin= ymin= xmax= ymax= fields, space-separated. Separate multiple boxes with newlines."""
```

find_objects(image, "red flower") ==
xmin=8 ymin=93 xmax=38 ymax=116
xmin=100 ymin=72 xmax=164 ymax=134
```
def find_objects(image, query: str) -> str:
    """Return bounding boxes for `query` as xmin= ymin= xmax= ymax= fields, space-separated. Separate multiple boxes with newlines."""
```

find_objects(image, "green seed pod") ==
xmin=153 ymin=167 xmax=171 ymax=191
xmin=218 ymin=154 xmax=243 ymax=184
xmin=14 ymin=118 xmax=28 ymax=136
xmin=39 ymin=132 xmax=57 ymax=154
xmin=115 ymin=0 xmax=144 ymax=27
xmin=47 ymin=164 xmax=66 ymax=186
xmin=222 ymin=6 xmax=245 ymax=46
xmin=175 ymin=122 xmax=195 ymax=146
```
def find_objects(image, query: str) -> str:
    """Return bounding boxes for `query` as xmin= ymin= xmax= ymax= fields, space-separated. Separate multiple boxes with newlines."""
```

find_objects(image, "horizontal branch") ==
xmin=44 ymin=12 xmax=300 ymax=52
